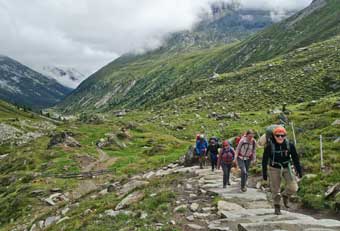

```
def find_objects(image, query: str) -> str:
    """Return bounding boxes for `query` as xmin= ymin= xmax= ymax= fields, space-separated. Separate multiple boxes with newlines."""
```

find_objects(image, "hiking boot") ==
xmin=241 ymin=187 xmax=247 ymax=192
xmin=227 ymin=181 xmax=231 ymax=185
xmin=283 ymin=195 xmax=290 ymax=208
xmin=274 ymin=204 xmax=281 ymax=215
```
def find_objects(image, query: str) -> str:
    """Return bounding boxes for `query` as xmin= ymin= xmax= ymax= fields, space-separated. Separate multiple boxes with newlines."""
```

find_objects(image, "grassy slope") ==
xmin=58 ymin=0 xmax=340 ymax=113
xmin=1 ymin=92 xmax=340 ymax=230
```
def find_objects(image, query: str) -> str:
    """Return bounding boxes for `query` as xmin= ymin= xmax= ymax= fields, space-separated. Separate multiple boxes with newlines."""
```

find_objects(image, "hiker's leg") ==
xmin=222 ymin=163 xmax=227 ymax=187
xmin=210 ymin=154 xmax=215 ymax=171
xmin=282 ymin=168 xmax=298 ymax=198
xmin=237 ymin=158 xmax=247 ymax=189
xmin=244 ymin=159 xmax=251 ymax=186
xmin=226 ymin=163 xmax=232 ymax=186
xmin=269 ymin=166 xmax=282 ymax=206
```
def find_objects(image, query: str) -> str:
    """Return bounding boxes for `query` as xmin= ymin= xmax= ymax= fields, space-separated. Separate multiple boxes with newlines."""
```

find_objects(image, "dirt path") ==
xmin=82 ymin=148 xmax=117 ymax=172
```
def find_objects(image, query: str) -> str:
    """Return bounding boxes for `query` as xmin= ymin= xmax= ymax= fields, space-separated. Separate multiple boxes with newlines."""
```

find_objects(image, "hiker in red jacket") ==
xmin=217 ymin=140 xmax=235 ymax=188
xmin=235 ymin=129 xmax=257 ymax=192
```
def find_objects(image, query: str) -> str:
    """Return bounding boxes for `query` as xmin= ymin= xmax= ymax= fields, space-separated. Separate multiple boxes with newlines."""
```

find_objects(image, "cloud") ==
xmin=0 ymin=0 xmax=312 ymax=76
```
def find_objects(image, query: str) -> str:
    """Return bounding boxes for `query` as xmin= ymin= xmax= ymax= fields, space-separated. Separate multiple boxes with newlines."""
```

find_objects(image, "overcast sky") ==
xmin=0 ymin=0 xmax=312 ymax=76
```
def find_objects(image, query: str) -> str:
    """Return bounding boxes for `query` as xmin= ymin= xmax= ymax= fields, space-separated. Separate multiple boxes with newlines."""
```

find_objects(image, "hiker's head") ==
xmin=223 ymin=140 xmax=229 ymax=147
xmin=246 ymin=129 xmax=255 ymax=141
xmin=199 ymin=134 xmax=205 ymax=140
xmin=210 ymin=139 xmax=216 ymax=145
xmin=273 ymin=126 xmax=287 ymax=144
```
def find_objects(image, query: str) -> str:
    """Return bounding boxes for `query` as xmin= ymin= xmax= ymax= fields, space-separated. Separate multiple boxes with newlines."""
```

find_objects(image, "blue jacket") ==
xmin=196 ymin=139 xmax=208 ymax=155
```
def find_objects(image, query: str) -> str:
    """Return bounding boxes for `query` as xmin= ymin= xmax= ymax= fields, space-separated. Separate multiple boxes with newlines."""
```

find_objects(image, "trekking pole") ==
xmin=320 ymin=135 xmax=325 ymax=171
xmin=291 ymin=121 xmax=297 ymax=146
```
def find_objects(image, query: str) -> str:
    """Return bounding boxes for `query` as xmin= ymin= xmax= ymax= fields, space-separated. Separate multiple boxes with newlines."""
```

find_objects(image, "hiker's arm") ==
xmin=252 ymin=140 xmax=257 ymax=163
xmin=290 ymin=143 xmax=302 ymax=178
xmin=262 ymin=146 xmax=270 ymax=180
xmin=195 ymin=142 xmax=200 ymax=155
xmin=217 ymin=150 xmax=222 ymax=169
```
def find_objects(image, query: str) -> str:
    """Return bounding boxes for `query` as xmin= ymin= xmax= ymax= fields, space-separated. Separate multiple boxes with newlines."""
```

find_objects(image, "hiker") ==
xmin=195 ymin=134 xmax=208 ymax=169
xmin=217 ymin=140 xmax=235 ymax=188
xmin=206 ymin=137 xmax=219 ymax=171
xmin=262 ymin=126 xmax=302 ymax=215
xmin=235 ymin=129 xmax=257 ymax=192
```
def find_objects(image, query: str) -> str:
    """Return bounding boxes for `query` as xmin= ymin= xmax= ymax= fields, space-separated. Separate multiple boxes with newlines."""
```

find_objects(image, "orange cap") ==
xmin=273 ymin=126 xmax=287 ymax=135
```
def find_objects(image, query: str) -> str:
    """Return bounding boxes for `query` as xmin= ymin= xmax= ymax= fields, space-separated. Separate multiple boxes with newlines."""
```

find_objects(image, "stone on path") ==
xmin=190 ymin=203 xmax=200 ymax=212
xmin=218 ymin=200 xmax=244 ymax=213
xmin=187 ymin=223 xmax=205 ymax=230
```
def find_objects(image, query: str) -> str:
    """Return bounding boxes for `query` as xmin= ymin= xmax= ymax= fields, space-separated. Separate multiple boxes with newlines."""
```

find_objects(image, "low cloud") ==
xmin=0 ymin=0 xmax=312 ymax=76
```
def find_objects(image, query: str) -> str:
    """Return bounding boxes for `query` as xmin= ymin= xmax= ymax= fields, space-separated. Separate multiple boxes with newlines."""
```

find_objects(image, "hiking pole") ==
xmin=320 ymin=135 xmax=325 ymax=172
xmin=291 ymin=121 xmax=297 ymax=146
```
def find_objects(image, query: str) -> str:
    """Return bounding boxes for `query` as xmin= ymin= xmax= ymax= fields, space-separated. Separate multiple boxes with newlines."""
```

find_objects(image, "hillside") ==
xmin=57 ymin=0 xmax=339 ymax=114
xmin=0 ymin=56 xmax=72 ymax=109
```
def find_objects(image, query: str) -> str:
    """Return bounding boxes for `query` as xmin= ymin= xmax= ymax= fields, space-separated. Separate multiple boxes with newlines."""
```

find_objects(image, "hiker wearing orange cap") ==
xmin=217 ymin=140 xmax=235 ymax=188
xmin=262 ymin=125 xmax=302 ymax=215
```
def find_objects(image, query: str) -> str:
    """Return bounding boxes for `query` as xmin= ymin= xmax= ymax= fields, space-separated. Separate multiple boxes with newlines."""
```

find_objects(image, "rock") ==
xmin=61 ymin=207 xmax=70 ymax=216
xmin=332 ymin=101 xmax=340 ymax=109
xmin=325 ymin=183 xmax=340 ymax=198
xmin=174 ymin=205 xmax=187 ymax=212
xmin=118 ymin=180 xmax=149 ymax=197
xmin=38 ymin=220 xmax=44 ymax=229
xmin=186 ymin=215 xmax=195 ymax=221
xmin=56 ymin=216 xmax=70 ymax=224
xmin=115 ymin=191 xmax=144 ymax=210
xmin=99 ymin=189 xmax=108 ymax=195
xmin=208 ymin=220 xmax=230 ymax=230
xmin=47 ymin=132 xmax=81 ymax=149
xmin=140 ymin=212 xmax=148 ymax=219
xmin=303 ymin=174 xmax=317 ymax=179
xmin=44 ymin=198 xmax=56 ymax=206
xmin=256 ymin=181 xmax=262 ymax=189
xmin=334 ymin=137 xmax=340 ymax=143
xmin=187 ymin=224 xmax=204 ymax=230
xmin=218 ymin=200 xmax=244 ymax=213
xmin=0 ymin=154 xmax=8 ymax=160
xmin=150 ymin=193 xmax=157 ymax=197
xmin=183 ymin=146 xmax=198 ymax=167
xmin=202 ymin=207 xmax=214 ymax=212
xmin=186 ymin=183 xmax=193 ymax=189
xmin=105 ymin=209 xmax=132 ymax=217
xmin=84 ymin=209 xmax=93 ymax=215
xmin=44 ymin=216 xmax=60 ymax=227
xmin=143 ymin=171 xmax=155 ymax=179
xmin=189 ymin=193 xmax=197 ymax=198
xmin=50 ymin=188 xmax=62 ymax=193
xmin=31 ymin=190 xmax=45 ymax=196
xmin=29 ymin=224 xmax=37 ymax=231
xmin=331 ymin=119 xmax=340 ymax=126
xmin=170 ymin=220 xmax=176 ymax=225
xmin=193 ymin=212 xmax=211 ymax=219
xmin=190 ymin=203 xmax=199 ymax=212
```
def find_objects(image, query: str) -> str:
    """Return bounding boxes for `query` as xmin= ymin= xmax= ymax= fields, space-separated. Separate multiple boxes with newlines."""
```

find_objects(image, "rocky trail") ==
xmin=27 ymin=162 xmax=340 ymax=231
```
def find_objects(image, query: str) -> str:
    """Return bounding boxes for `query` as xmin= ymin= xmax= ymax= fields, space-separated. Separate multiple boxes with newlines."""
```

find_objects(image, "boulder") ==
xmin=47 ymin=132 xmax=80 ymax=149
xmin=115 ymin=191 xmax=144 ymax=210
xmin=118 ymin=180 xmax=149 ymax=197
xmin=183 ymin=146 xmax=198 ymax=167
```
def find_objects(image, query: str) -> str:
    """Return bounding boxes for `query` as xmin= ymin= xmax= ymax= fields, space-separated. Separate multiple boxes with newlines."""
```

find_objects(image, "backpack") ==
xmin=238 ymin=138 xmax=256 ymax=160
xmin=221 ymin=147 xmax=234 ymax=164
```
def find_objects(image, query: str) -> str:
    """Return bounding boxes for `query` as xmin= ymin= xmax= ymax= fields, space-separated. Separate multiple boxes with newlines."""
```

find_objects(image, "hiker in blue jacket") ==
xmin=196 ymin=134 xmax=208 ymax=169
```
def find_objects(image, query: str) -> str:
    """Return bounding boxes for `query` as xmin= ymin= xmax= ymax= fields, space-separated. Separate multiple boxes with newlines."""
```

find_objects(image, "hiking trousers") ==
xmin=237 ymin=158 xmax=251 ymax=189
xmin=269 ymin=166 xmax=298 ymax=205
xmin=221 ymin=162 xmax=232 ymax=187
xmin=210 ymin=153 xmax=218 ymax=171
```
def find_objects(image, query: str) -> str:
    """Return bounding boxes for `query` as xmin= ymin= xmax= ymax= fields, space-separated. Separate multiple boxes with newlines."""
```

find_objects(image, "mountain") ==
xmin=0 ymin=55 xmax=72 ymax=109
xmin=40 ymin=66 xmax=86 ymax=89
xmin=58 ymin=0 xmax=339 ymax=114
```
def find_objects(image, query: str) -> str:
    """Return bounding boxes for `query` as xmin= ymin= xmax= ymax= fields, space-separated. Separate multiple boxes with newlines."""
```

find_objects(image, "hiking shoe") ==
xmin=227 ymin=181 xmax=231 ymax=185
xmin=241 ymin=187 xmax=247 ymax=192
xmin=283 ymin=195 xmax=290 ymax=208
xmin=274 ymin=205 xmax=281 ymax=215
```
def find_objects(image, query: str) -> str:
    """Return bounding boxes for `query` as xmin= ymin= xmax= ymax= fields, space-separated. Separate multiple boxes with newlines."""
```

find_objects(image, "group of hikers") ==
xmin=195 ymin=125 xmax=302 ymax=215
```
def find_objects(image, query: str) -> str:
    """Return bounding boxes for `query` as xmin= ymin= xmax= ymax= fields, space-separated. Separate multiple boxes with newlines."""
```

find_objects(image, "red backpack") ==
xmin=221 ymin=147 xmax=234 ymax=164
